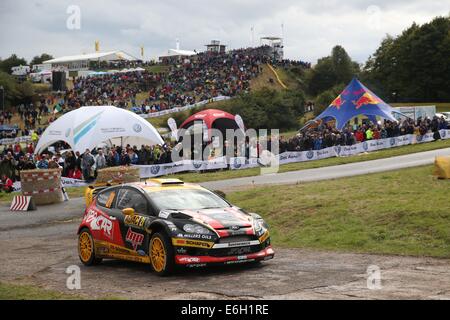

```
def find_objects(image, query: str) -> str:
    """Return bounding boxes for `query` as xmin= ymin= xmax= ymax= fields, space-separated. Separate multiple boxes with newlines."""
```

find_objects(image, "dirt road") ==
xmin=1 ymin=216 xmax=449 ymax=299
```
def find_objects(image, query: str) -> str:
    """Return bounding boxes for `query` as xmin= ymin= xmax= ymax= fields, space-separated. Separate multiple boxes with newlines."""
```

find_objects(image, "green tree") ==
xmin=363 ymin=16 xmax=450 ymax=102
xmin=331 ymin=45 xmax=360 ymax=85
xmin=15 ymin=81 xmax=35 ymax=104
xmin=0 ymin=71 xmax=35 ymax=108
xmin=314 ymin=84 xmax=346 ymax=116
xmin=306 ymin=57 xmax=337 ymax=96
xmin=30 ymin=53 xmax=54 ymax=66
xmin=0 ymin=71 xmax=19 ymax=107
xmin=221 ymin=88 xmax=305 ymax=131
xmin=306 ymin=45 xmax=359 ymax=96
xmin=0 ymin=54 xmax=28 ymax=74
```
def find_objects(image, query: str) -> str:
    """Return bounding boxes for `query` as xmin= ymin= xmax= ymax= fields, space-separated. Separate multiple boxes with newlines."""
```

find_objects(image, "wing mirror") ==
xmin=122 ymin=208 xmax=135 ymax=216
xmin=213 ymin=190 xmax=227 ymax=199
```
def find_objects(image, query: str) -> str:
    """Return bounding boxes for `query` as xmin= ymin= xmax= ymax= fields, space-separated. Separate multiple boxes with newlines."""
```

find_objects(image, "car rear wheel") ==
xmin=78 ymin=228 xmax=102 ymax=266
xmin=149 ymin=232 xmax=174 ymax=276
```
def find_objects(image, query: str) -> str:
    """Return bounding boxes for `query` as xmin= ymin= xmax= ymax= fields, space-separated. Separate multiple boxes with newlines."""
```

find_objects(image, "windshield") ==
xmin=148 ymin=188 xmax=230 ymax=211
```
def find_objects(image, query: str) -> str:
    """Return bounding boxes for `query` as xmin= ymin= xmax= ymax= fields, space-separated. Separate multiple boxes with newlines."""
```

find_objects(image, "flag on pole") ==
xmin=167 ymin=117 xmax=178 ymax=140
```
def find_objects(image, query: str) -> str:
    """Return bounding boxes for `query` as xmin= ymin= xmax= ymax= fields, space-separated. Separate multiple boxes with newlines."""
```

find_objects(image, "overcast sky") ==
xmin=0 ymin=0 xmax=448 ymax=64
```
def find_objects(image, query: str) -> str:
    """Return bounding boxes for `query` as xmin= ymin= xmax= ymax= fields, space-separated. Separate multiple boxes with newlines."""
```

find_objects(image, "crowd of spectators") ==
xmin=0 ymin=142 xmax=175 ymax=187
xmin=48 ymin=45 xmax=309 ymax=116
xmin=1 ymin=114 xmax=448 ymax=188
xmin=279 ymin=116 xmax=449 ymax=152
xmin=8 ymin=45 xmax=310 ymax=136
xmin=0 ymin=111 xmax=14 ymax=125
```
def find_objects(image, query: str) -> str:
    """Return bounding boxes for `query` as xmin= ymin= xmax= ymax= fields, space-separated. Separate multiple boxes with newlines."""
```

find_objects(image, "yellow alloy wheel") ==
xmin=79 ymin=232 xmax=93 ymax=263
xmin=151 ymin=237 xmax=166 ymax=272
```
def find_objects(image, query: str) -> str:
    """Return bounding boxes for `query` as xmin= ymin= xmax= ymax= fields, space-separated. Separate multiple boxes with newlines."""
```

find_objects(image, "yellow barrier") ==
xmin=433 ymin=156 xmax=450 ymax=179
xmin=267 ymin=63 xmax=288 ymax=89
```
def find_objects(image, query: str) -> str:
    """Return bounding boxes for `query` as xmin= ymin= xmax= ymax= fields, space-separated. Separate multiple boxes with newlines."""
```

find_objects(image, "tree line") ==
xmin=300 ymin=16 xmax=450 ymax=115
xmin=0 ymin=53 xmax=53 ymax=74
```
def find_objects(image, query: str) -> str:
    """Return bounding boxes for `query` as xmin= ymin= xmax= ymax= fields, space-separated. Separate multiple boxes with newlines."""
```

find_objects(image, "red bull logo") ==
xmin=353 ymin=92 xmax=380 ymax=109
xmin=329 ymin=95 xmax=345 ymax=110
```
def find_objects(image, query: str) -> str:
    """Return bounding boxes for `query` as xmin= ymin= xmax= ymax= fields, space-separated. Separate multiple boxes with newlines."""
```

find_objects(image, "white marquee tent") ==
xmin=35 ymin=106 xmax=164 ymax=154
xmin=43 ymin=51 xmax=138 ymax=64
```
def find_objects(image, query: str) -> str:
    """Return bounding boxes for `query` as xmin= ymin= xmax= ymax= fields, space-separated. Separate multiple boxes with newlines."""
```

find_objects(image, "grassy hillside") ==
xmin=250 ymin=64 xmax=287 ymax=91
xmin=145 ymin=65 xmax=171 ymax=74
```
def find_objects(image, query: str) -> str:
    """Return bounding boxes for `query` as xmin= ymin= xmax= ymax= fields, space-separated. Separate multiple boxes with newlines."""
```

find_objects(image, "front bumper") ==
xmin=175 ymin=246 xmax=275 ymax=266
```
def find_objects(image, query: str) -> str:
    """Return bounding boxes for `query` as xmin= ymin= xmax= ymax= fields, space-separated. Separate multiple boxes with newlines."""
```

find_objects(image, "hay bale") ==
xmin=20 ymin=168 xmax=64 ymax=205
xmin=433 ymin=156 xmax=450 ymax=179
xmin=96 ymin=166 xmax=140 ymax=185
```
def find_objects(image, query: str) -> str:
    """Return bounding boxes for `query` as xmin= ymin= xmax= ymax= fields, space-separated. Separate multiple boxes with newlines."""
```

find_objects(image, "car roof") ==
xmin=119 ymin=178 xmax=204 ymax=193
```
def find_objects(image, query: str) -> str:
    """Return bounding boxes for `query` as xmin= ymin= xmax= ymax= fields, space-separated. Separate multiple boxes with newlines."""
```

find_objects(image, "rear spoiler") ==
xmin=85 ymin=184 xmax=114 ymax=207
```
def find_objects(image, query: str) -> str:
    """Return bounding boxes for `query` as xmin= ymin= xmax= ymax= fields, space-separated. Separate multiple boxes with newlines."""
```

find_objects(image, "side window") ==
xmin=116 ymin=189 xmax=148 ymax=214
xmin=97 ymin=189 xmax=116 ymax=208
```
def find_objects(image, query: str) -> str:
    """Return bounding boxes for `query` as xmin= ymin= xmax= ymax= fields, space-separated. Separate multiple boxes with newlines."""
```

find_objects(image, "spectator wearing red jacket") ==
xmin=355 ymin=130 xmax=365 ymax=142
xmin=69 ymin=167 xmax=83 ymax=180
xmin=1 ymin=174 xmax=14 ymax=193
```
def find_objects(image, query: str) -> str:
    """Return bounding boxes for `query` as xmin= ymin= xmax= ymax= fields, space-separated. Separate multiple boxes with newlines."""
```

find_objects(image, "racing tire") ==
xmin=149 ymin=232 xmax=175 ymax=276
xmin=78 ymin=228 xmax=102 ymax=266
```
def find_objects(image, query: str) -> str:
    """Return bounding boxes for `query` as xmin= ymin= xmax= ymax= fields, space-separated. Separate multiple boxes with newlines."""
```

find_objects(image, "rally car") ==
xmin=78 ymin=178 xmax=274 ymax=275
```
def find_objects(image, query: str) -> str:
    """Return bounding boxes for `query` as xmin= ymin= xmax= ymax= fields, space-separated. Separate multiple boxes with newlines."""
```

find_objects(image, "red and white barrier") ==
xmin=10 ymin=196 xmax=36 ymax=211
xmin=22 ymin=187 xmax=58 ymax=196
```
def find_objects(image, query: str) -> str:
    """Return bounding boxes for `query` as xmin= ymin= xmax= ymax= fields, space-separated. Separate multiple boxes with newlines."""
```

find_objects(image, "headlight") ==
xmin=183 ymin=224 xmax=212 ymax=235
xmin=253 ymin=219 xmax=263 ymax=232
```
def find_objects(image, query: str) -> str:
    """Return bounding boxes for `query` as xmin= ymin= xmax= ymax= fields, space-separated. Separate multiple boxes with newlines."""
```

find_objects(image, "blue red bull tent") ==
xmin=314 ymin=78 xmax=405 ymax=130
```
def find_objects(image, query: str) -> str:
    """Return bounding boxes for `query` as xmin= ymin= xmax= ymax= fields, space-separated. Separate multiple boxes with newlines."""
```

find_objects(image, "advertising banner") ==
xmin=11 ymin=130 xmax=450 ymax=190
xmin=0 ymin=136 xmax=32 ymax=145
xmin=137 ymin=157 xmax=228 ymax=178
xmin=138 ymin=96 xmax=231 ymax=119
xmin=12 ymin=177 xmax=88 ymax=192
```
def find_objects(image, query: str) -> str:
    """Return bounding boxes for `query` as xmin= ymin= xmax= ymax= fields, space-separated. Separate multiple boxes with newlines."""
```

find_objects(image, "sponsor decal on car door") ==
xmin=84 ymin=207 xmax=124 ymax=246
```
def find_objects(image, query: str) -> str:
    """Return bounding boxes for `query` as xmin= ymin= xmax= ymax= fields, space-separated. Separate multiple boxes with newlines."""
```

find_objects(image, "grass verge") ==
xmin=170 ymin=138 xmax=450 ymax=183
xmin=0 ymin=282 xmax=123 ymax=300
xmin=0 ymin=282 xmax=82 ymax=300
xmin=227 ymin=165 xmax=450 ymax=258
xmin=227 ymin=166 xmax=450 ymax=258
